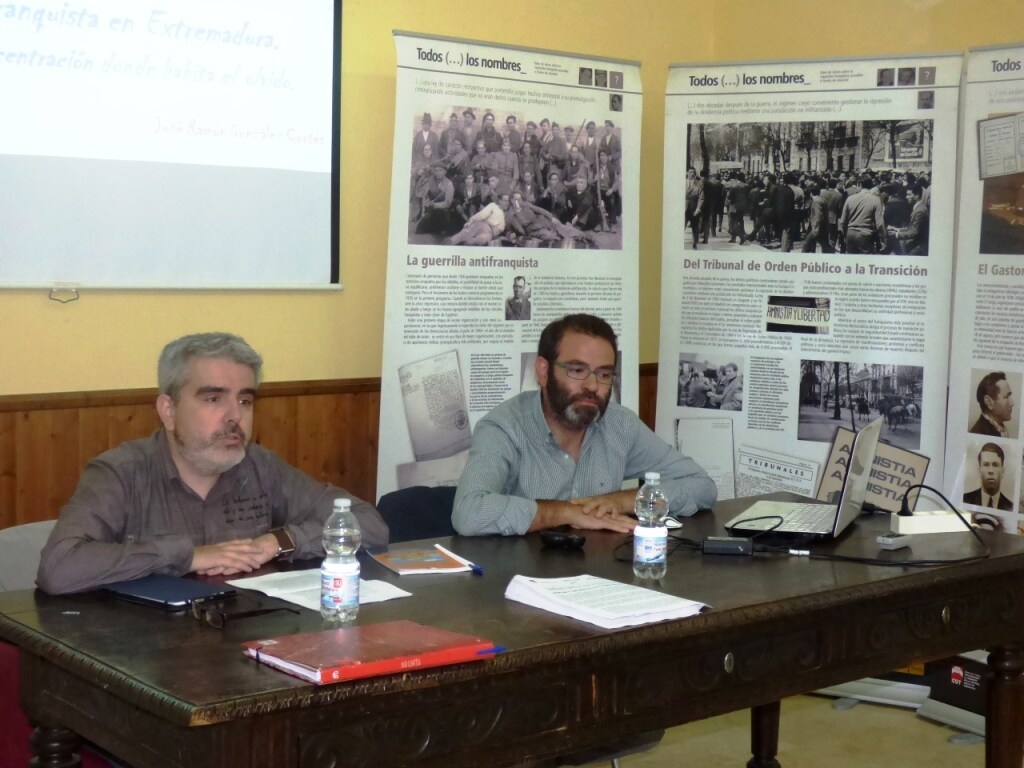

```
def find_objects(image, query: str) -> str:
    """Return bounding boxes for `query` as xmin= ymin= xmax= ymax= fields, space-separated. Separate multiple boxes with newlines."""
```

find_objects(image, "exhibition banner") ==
xmin=377 ymin=32 xmax=641 ymax=497
xmin=944 ymin=44 xmax=1024 ymax=535
xmin=658 ymin=54 xmax=961 ymax=511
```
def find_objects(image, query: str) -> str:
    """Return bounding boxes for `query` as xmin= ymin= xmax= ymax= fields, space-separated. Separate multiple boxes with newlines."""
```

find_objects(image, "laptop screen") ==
xmin=831 ymin=417 xmax=884 ymax=536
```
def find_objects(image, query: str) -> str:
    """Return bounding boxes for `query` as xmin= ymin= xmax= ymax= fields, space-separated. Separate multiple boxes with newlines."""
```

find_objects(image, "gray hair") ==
xmin=158 ymin=332 xmax=263 ymax=401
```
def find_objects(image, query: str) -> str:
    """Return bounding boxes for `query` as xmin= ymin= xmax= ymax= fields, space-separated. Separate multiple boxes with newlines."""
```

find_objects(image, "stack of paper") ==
xmin=505 ymin=574 xmax=705 ymax=629
xmin=227 ymin=570 xmax=410 ymax=611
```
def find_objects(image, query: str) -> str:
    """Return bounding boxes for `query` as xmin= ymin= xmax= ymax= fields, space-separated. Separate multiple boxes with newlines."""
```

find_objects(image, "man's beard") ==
xmin=172 ymin=424 xmax=248 ymax=475
xmin=544 ymin=374 xmax=610 ymax=430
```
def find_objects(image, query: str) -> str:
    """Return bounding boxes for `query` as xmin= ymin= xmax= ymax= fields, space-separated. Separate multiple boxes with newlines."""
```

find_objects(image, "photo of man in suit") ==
xmin=963 ymin=442 xmax=1014 ymax=511
xmin=505 ymin=276 xmax=531 ymax=320
xmin=970 ymin=371 xmax=1015 ymax=438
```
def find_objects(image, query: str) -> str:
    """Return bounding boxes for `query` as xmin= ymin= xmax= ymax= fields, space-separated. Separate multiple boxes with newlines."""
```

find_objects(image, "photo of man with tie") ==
xmin=963 ymin=442 xmax=1014 ymax=512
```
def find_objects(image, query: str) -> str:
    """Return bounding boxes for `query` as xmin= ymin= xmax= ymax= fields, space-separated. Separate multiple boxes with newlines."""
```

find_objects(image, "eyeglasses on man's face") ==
xmin=190 ymin=596 xmax=299 ymax=629
xmin=551 ymin=361 xmax=617 ymax=386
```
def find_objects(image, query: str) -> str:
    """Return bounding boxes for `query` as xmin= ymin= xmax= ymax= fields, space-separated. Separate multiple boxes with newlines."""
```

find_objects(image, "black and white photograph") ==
xmin=408 ymin=108 xmax=624 ymax=249
xmin=799 ymin=360 xmax=923 ymax=449
xmin=877 ymin=68 xmax=895 ymax=86
xmin=967 ymin=368 xmax=1019 ymax=439
xmin=683 ymin=120 xmax=934 ymax=255
xmin=765 ymin=296 xmax=831 ymax=335
xmin=898 ymin=67 xmax=916 ymax=86
xmin=676 ymin=353 xmax=744 ymax=411
xmin=504 ymin=276 xmax=532 ymax=321
xmin=962 ymin=440 xmax=1017 ymax=514
xmin=578 ymin=67 xmax=592 ymax=86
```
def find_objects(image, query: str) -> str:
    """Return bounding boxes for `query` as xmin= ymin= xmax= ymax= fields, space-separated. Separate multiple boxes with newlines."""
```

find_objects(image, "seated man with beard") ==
xmin=453 ymin=314 xmax=716 ymax=535
xmin=36 ymin=332 xmax=388 ymax=594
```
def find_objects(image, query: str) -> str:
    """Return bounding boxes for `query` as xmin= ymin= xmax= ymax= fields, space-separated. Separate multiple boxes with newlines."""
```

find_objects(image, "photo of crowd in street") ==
xmin=684 ymin=119 xmax=934 ymax=255
xmin=799 ymin=359 xmax=923 ymax=450
xmin=407 ymin=108 xmax=624 ymax=249
xmin=676 ymin=354 xmax=744 ymax=412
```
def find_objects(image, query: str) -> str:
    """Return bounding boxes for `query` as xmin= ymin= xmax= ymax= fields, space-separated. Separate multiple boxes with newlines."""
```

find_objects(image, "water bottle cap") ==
xmin=644 ymin=471 xmax=660 ymax=482
xmin=333 ymin=497 xmax=352 ymax=510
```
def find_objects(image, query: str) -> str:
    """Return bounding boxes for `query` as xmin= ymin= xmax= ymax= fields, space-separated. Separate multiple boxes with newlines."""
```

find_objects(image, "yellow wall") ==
xmin=2 ymin=0 xmax=1021 ymax=395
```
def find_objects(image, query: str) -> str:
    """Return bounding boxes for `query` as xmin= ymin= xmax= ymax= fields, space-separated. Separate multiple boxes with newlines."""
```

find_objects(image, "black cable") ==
xmin=782 ymin=483 xmax=990 ymax=568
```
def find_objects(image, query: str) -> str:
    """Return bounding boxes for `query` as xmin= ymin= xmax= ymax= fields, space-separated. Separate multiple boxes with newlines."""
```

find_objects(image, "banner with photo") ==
xmin=657 ymin=54 xmax=962 ymax=513
xmin=377 ymin=32 xmax=641 ymax=498
xmin=944 ymin=44 xmax=1024 ymax=536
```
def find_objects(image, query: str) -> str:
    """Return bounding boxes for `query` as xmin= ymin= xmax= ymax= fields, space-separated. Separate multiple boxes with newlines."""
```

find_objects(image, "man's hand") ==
xmin=531 ymin=497 xmax=636 ymax=534
xmin=570 ymin=489 xmax=636 ymax=518
xmin=190 ymin=538 xmax=275 ymax=576
xmin=562 ymin=507 xmax=636 ymax=532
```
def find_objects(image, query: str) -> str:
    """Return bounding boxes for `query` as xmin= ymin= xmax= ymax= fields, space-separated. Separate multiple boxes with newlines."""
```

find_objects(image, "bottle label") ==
xmin=633 ymin=526 xmax=668 ymax=564
xmin=321 ymin=562 xmax=360 ymax=610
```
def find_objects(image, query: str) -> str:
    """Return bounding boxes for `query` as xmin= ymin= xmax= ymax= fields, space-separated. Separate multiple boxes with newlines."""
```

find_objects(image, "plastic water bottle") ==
xmin=321 ymin=498 xmax=361 ymax=621
xmin=633 ymin=472 xmax=669 ymax=579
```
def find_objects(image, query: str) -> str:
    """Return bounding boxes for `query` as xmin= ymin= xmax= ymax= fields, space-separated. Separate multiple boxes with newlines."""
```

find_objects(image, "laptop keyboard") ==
xmin=775 ymin=503 xmax=833 ymax=532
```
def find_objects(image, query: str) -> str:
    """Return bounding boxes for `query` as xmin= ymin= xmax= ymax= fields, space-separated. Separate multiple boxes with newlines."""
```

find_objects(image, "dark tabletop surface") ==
xmin=1 ymin=493 xmax=1019 ymax=726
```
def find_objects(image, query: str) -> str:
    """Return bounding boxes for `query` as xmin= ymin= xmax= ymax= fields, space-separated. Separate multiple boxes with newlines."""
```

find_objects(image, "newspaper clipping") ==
xmin=944 ymin=44 xmax=1024 ymax=535
xmin=377 ymin=33 xmax=642 ymax=497
xmin=658 ymin=54 xmax=961 ymax=513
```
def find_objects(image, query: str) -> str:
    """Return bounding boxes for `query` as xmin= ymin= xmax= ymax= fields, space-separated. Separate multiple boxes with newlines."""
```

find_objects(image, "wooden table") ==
xmin=2 ymin=495 xmax=1023 ymax=767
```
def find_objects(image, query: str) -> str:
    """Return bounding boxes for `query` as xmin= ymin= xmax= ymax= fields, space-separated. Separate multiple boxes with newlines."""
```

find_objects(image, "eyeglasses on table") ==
xmin=190 ymin=595 xmax=299 ymax=629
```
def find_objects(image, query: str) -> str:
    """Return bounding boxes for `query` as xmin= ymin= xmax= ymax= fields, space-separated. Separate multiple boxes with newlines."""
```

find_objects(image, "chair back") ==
xmin=376 ymin=486 xmax=458 ymax=543
xmin=0 ymin=520 xmax=56 ymax=592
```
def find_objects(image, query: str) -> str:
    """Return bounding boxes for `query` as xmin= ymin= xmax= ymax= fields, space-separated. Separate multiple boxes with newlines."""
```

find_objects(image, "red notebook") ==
xmin=241 ymin=620 xmax=500 ymax=684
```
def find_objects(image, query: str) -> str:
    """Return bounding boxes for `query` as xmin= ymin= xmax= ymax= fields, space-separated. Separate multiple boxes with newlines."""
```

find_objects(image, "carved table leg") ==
xmin=28 ymin=724 xmax=82 ymax=768
xmin=986 ymin=645 xmax=1024 ymax=768
xmin=747 ymin=700 xmax=781 ymax=768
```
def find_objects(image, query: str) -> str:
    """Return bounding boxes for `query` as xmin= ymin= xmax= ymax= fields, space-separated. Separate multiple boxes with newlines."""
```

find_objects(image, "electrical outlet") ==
xmin=890 ymin=511 xmax=969 ymax=534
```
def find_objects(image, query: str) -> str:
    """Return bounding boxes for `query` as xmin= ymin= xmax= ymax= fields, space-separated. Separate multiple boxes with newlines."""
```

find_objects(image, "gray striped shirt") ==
xmin=453 ymin=390 xmax=717 ymax=535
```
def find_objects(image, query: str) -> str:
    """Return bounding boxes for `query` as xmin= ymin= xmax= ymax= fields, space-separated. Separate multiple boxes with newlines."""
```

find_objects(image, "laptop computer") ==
xmin=725 ymin=417 xmax=883 ymax=538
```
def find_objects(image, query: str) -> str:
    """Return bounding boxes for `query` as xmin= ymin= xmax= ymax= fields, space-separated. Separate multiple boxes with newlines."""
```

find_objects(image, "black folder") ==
xmin=103 ymin=574 xmax=237 ymax=611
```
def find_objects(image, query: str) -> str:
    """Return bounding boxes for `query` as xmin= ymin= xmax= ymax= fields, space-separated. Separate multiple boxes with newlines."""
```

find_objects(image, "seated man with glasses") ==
xmin=453 ymin=313 xmax=716 ymax=535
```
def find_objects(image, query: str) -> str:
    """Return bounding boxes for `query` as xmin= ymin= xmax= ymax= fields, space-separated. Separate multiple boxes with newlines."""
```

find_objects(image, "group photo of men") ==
xmin=684 ymin=119 xmax=933 ymax=256
xmin=407 ymin=107 xmax=624 ymax=250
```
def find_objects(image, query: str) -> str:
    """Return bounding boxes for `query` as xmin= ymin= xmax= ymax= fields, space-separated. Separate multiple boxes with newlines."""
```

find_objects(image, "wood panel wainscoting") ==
xmin=0 ymin=364 xmax=660 ymax=531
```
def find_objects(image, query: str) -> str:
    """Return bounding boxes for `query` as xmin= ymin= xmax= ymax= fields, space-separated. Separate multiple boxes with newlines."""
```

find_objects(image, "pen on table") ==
xmin=434 ymin=543 xmax=484 ymax=575
xmin=477 ymin=645 xmax=507 ymax=656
